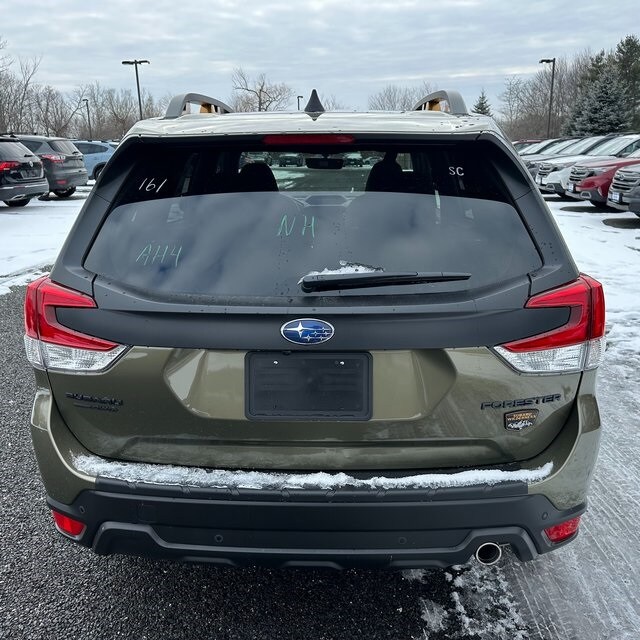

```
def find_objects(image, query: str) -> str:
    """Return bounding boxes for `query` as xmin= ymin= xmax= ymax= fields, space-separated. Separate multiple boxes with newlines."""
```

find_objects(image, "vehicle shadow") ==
xmin=603 ymin=217 xmax=640 ymax=229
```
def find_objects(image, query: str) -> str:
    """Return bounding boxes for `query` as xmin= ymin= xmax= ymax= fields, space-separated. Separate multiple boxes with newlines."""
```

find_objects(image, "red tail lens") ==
xmin=52 ymin=510 xmax=86 ymax=538
xmin=24 ymin=276 xmax=117 ymax=351
xmin=40 ymin=153 xmax=65 ymax=163
xmin=502 ymin=275 xmax=605 ymax=352
xmin=0 ymin=160 xmax=20 ymax=171
xmin=544 ymin=516 xmax=581 ymax=543
xmin=263 ymin=134 xmax=354 ymax=145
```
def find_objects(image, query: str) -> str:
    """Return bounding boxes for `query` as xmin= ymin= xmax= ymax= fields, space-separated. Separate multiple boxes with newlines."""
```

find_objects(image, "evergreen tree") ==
xmin=565 ymin=69 xmax=631 ymax=135
xmin=472 ymin=89 xmax=493 ymax=116
xmin=614 ymin=35 xmax=640 ymax=129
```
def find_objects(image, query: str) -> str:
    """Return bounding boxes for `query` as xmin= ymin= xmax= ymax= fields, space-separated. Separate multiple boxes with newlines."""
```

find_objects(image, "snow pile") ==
xmin=298 ymin=259 xmax=383 ymax=283
xmin=72 ymin=453 xmax=552 ymax=489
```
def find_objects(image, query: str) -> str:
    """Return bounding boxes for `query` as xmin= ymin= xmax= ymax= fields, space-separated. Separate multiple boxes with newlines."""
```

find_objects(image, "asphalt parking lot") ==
xmin=1 ymin=189 xmax=639 ymax=639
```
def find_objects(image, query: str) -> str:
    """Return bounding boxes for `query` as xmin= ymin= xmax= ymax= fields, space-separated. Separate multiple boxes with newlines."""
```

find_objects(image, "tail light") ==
xmin=24 ymin=276 xmax=127 ymax=372
xmin=40 ymin=153 xmax=65 ymax=163
xmin=0 ymin=160 xmax=20 ymax=172
xmin=494 ymin=275 xmax=605 ymax=373
xmin=544 ymin=515 xmax=581 ymax=543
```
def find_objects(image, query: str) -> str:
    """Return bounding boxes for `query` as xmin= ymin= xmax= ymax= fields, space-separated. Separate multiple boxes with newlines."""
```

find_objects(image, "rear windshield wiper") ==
xmin=300 ymin=271 xmax=471 ymax=293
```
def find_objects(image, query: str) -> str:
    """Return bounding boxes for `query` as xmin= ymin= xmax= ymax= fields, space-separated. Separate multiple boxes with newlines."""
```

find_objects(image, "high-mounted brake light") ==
xmin=494 ymin=275 xmax=605 ymax=374
xmin=263 ymin=134 xmax=354 ymax=145
xmin=24 ymin=276 xmax=127 ymax=372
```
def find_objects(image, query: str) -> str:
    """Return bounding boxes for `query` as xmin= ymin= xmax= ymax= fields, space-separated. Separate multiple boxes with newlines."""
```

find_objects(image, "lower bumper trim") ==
xmin=48 ymin=480 xmax=585 ymax=569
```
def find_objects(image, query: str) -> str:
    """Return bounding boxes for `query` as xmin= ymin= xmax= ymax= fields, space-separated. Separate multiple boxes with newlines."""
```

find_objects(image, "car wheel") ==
xmin=3 ymin=198 xmax=31 ymax=207
xmin=53 ymin=187 xmax=76 ymax=198
xmin=93 ymin=165 xmax=105 ymax=180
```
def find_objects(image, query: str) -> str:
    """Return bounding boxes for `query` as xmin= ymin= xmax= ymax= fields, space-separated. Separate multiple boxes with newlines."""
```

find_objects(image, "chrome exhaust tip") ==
xmin=475 ymin=542 xmax=502 ymax=566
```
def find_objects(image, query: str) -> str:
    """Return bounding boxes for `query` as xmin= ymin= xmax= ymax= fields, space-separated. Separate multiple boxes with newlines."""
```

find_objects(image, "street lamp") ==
xmin=539 ymin=57 xmax=556 ymax=138
xmin=297 ymin=95 xmax=304 ymax=111
xmin=122 ymin=59 xmax=150 ymax=120
xmin=82 ymin=98 xmax=92 ymax=139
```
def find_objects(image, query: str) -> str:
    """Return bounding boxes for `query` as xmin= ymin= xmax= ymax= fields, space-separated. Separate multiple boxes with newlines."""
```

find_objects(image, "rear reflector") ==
xmin=52 ymin=510 xmax=86 ymax=538
xmin=494 ymin=275 xmax=605 ymax=374
xmin=544 ymin=516 xmax=581 ymax=543
xmin=24 ymin=276 xmax=126 ymax=372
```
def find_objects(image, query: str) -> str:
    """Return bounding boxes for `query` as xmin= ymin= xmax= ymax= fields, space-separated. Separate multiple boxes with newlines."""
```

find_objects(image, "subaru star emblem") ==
xmin=281 ymin=318 xmax=334 ymax=345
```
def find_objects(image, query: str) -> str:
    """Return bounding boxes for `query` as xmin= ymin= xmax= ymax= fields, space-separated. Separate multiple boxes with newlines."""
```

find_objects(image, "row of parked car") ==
xmin=0 ymin=134 xmax=116 ymax=208
xmin=515 ymin=133 xmax=640 ymax=217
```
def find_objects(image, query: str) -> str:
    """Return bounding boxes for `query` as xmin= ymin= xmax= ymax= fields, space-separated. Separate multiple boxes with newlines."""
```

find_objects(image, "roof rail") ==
xmin=413 ymin=90 xmax=468 ymax=115
xmin=164 ymin=93 xmax=234 ymax=119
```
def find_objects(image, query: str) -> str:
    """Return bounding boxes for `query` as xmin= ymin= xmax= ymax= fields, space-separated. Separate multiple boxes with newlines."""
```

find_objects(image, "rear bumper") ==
xmin=48 ymin=479 xmax=584 ymax=569
xmin=45 ymin=168 xmax=88 ymax=189
xmin=0 ymin=180 xmax=49 ymax=201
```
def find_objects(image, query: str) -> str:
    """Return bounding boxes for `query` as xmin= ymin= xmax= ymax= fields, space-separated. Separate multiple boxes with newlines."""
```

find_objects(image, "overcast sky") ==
xmin=2 ymin=0 xmax=638 ymax=113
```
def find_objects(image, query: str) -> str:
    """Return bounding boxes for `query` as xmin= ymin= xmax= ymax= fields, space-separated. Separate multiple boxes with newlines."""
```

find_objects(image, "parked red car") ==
xmin=566 ymin=147 xmax=640 ymax=208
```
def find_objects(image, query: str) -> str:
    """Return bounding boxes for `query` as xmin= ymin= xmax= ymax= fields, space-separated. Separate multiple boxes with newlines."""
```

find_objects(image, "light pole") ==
xmin=122 ymin=59 xmax=150 ymax=120
xmin=82 ymin=98 xmax=92 ymax=139
xmin=539 ymin=58 xmax=556 ymax=138
xmin=297 ymin=95 xmax=304 ymax=111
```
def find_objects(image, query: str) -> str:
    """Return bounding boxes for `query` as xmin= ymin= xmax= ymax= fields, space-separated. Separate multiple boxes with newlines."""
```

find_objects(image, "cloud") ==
xmin=1 ymin=0 xmax=637 ymax=111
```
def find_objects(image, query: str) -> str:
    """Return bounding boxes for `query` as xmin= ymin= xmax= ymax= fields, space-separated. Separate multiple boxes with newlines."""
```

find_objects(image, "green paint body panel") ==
xmin=32 ymin=348 xmax=600 ymax=511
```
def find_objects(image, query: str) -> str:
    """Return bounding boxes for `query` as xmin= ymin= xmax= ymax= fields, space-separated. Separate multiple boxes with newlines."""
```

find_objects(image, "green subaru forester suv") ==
xmin=24 ymin=90 xmax=605 ymax=568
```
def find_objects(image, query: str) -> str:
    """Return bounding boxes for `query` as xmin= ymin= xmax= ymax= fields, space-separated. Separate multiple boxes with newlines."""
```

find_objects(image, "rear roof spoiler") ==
xmin=163 ymin=93 xmax=234 ymax=119
xmin=413 ymin=90 xmax=468 ymax=115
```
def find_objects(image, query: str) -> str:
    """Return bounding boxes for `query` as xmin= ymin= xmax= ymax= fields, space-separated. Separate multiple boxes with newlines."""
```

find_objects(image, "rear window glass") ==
xmin=0 ymin=140 xmax=33 ymax=160
xmin=49 ymin=139 xmax=80 ymax=154
xmin=85 ymin=141 xmax=541 ymax=302
xmin=20 ymin=140 xmax=43 ymax=153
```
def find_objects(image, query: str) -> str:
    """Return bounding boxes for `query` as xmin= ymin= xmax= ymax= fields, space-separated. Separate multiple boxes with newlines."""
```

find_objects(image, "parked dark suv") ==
xmin=0 ymin=136 xmax=48 ymax=207
xmin=16 ymin=134 xmax=88 ymax=198
xmin=24 ymin=90 xmax=605 ymax=569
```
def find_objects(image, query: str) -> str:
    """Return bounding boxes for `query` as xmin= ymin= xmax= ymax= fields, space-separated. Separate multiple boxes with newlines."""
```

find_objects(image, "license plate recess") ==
xmin=246 ymin=352 xmax=372 ymax=420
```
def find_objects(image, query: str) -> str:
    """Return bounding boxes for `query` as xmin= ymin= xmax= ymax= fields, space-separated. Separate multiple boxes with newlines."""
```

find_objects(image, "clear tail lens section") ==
xmin=495 ymin=275 xmax=605 ymax=374
xmin=24 ymin=276 xmax=127 ymax=373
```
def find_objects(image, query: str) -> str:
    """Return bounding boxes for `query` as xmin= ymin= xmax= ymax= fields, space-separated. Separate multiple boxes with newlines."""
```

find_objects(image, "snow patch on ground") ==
xmin=403 ymin=564 xmax=528 ymax=639
xmin=73 ymin=454 xmax=552 ymax=490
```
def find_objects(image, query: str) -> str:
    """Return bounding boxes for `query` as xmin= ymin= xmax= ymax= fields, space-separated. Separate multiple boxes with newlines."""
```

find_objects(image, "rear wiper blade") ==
xmin=300 ymin=271 xmax=471 ymax=293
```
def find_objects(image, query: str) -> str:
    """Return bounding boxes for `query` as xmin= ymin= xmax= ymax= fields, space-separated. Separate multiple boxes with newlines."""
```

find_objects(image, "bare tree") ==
xmin=230 ymin=67 xmax=294 ymax=111
xmin=368 ymin=82 xmax=436 ymax=110
xmin=105 ymin=88 xmax=138 ymax=138
xmin=320 ymin=94 xmax=348 ymax=111
xmin=0 ymin=37 xmax=11 ymax=74
xmin=33 ymin=85 xmax=86 ymax=136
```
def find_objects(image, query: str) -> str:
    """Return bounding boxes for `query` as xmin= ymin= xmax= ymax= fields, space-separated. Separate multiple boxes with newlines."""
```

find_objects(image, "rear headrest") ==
xmin=238 ymin=162 xmax=278 ymax=191
xmin=365 ymin=160 xmax=404 ymax=192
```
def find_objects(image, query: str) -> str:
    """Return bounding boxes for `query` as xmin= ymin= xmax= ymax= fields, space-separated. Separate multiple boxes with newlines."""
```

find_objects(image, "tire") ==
xmin=93 ymin=165 xmax=105 ymax=180
xmin=53 ymin=187 xmax=76 ymax=198
xmin=3 ymin=198 xmax=31 ymax=207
